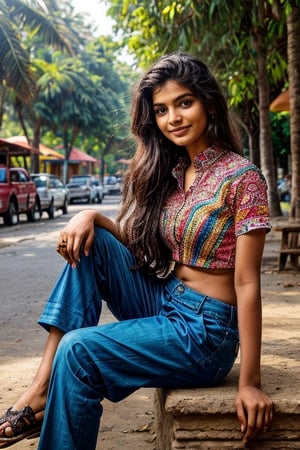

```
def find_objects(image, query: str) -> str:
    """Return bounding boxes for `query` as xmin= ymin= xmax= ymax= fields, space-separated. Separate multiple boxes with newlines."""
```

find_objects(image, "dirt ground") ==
xmin=0 ymin=217 xmax=299 ymax=449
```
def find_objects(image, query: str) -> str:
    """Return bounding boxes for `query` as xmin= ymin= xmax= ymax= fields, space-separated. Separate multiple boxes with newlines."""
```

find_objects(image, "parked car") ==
xmin=31 ymin=173 xmax=68 ymax=219
xmin=0 ymin=165 xmax=41 ymax=225
xmin=103 ymin=175 xmax=122 ymax=195
xmin=67 ymin=175 xmax=104 ymax=204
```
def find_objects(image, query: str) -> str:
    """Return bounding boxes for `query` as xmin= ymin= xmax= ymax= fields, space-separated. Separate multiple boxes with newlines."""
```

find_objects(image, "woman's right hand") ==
xmin=56 ymin=210 xmax=98 ymax=268
xmin=235 ymin=385 xmax=273 ymax=445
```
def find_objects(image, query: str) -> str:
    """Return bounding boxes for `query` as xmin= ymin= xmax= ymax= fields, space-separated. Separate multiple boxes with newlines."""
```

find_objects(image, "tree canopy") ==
xmin=0 ymin=0 xmax=136 ymax=180
xmin=1 ymin=0 xmax=299 ymax=217
xmin=106 ymin=0 xmax=299 ymax=218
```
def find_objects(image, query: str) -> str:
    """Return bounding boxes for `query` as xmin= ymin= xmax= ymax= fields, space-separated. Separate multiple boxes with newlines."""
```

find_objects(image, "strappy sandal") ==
xmin=0 ymin=405 xmax=43 ymax=448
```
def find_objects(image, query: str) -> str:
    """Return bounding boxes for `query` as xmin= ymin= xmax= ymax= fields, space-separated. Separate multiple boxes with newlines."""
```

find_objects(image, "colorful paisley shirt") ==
xmin=159 ymin=146 xmax=271 ymax=269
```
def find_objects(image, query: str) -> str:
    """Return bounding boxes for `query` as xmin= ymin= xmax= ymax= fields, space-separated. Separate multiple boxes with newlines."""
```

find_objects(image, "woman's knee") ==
xmin=92 ymin=226 xmax=132 ymax=264
xmin=54 ymin=328 xmax=104 ymax=385
xmin=55 ymin=329 xmax=91 ymax=371
xmin=56 ymin=328 xmax=79 ymax=353
xmin=93 ymin=226 xmax=116 ymax=249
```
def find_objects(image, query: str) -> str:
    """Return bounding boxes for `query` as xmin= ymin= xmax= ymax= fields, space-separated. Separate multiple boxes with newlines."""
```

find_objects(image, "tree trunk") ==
xmin=248 ymin=116 xmax=260 ymax=167
xmin=287 ymin=5 xmax=300 ymax=219
xmin=31 ymin=119 xmax=41 ymax=173
xmin=236 ymin=117 xmax=260 ymax=166
xmin=253 ymin=0 xmax=282 ymax=217
xmin=15 ymin=97 xmax=32 ymax=149
xmin=0 ymin=87 xmax=5 ymax=129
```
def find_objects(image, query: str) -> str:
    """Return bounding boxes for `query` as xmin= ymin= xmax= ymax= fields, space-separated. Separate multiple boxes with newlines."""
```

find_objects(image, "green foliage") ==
xmin=0 ymin=2 xmax=34 ymax=102
xmin=106 ymin=0 xmax=289 ymax=106
xmin=0 ymin=0 xmax=295 ymax=177
xmin=104 ymin=153 xmax=118 ymax=175
xmin=33 ymin=49 xmax=129 ymax=159
xmin=0 ymin=0 xmax=136 ymax=165
xmin=0 ymin=0 xmax=71 ymax=102
xmin=271 ymin=111 xmax=290 ymax=161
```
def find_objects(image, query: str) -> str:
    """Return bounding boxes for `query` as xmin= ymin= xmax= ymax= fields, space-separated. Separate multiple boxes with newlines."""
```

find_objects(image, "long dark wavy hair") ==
xmin=116 ymin=52 xmax=241 ymax=276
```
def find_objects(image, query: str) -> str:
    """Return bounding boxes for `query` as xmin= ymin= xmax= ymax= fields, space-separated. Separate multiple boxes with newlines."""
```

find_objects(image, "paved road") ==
xmin=0 ymin=197 xmax=121 ymax=359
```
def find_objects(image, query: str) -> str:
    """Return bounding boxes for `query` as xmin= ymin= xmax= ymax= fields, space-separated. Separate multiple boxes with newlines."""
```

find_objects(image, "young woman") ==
xmin=0 ymin=52 xmax=273 ymax=449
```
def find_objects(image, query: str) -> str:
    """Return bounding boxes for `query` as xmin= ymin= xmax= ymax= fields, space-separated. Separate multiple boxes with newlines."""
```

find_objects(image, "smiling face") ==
xmin=153 ymin=80 xmax=209 ymax=158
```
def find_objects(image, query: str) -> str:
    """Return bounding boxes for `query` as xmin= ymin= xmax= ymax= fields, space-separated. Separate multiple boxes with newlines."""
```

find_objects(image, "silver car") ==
xmin=32 ymin=173 xmax=68 ymax=219
xmin=67 ymin=175 xmax=104 ymax=204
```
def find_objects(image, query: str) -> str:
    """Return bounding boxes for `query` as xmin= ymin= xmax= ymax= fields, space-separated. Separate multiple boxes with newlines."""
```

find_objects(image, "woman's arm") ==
xmin=56 ymin=209 xmax=120 ymax=268
xmin=234 ymin=229 xmax=273 ymax=444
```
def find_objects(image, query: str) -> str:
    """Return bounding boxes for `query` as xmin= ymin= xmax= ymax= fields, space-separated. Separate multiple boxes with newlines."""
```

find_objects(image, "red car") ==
xmin=0 ymin=165 xmax=41 ymax=225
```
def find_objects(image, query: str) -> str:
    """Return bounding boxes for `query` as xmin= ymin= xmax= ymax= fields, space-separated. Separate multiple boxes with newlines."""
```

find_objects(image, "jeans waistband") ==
xmin=164 ymin=274 xmax=237 ymax=325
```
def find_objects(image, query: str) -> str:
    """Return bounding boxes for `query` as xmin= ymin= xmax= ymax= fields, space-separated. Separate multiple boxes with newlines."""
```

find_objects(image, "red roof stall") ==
xmin=0 ymin=137 xmax=39 ymax=168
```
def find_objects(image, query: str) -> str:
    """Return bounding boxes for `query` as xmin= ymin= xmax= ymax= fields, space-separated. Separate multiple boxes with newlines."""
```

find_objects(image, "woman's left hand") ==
xmin=235 ymin=386 xmax=273 ymax=445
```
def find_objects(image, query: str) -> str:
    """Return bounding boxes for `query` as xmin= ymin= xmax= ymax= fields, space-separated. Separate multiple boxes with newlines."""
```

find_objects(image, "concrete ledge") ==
xmin=154 ymin=365 xmax=300 ymax=449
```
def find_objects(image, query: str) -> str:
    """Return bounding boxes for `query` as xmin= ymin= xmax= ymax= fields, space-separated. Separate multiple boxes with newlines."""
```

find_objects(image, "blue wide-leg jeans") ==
xmin=37 ymin=227 xmax=239 ymax=450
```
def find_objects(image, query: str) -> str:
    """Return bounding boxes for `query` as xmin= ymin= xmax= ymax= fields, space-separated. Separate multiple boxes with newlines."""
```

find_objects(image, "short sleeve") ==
xmin=232 ymin=168 xmax=271 ymax=236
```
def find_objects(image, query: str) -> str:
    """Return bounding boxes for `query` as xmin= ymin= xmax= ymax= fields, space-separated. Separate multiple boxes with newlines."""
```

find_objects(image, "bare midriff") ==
xmin=174 ymin=263 xmax=237 ymax=306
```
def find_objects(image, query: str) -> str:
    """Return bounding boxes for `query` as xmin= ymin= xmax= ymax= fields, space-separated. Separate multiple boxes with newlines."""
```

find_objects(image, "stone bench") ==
xmin=154 ymin=365 xmax=300 ymax=449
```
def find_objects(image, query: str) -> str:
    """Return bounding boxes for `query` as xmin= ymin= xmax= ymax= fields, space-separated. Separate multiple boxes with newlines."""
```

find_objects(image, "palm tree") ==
xmin=0 ymin=0 xmax=72 ymax=171
xmin=34 ymin=51 xmax=122 ymax=181
xmin=0 ymin=0 xmax=34 ymax=128
xmin=0 ymin=0 xmax=69 ymax=102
